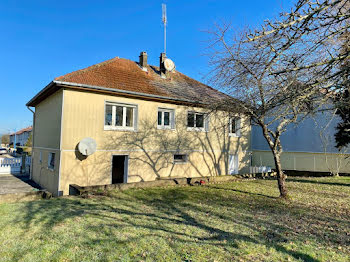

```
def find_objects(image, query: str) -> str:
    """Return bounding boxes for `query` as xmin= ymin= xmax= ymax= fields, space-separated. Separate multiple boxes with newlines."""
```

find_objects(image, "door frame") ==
xmin=111 ymin=154 xmax=129 ymax=184
xmin=228 ymin=154 xmax=239 ymax=175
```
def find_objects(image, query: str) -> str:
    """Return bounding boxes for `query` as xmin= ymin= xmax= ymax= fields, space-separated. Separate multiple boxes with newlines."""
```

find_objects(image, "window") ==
xmin=174 ymin=154 xmax=187 ymax=163
xmin=39 ymin=151 xmax=42 ymax=163
xmin=229 ymin=117 xmax=241 ymax=137
xmin=187 ymin=112 xmax=209 ymax=131
xmin=158 ymin=108 xmax=175 ymax=129
xmin=48 ymin=152 xmax=55 ymax=170
xmin=105 ymin=102 xmax=137 ymax=130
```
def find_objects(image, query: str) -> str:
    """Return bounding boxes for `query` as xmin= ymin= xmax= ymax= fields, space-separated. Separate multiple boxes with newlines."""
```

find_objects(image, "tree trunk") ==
xmin=273 ymin=151 xmax=288 ymax=198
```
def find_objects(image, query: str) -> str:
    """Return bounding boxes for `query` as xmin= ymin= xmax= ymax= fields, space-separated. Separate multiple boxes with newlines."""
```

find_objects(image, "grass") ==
xmin=0 ymin=177 xmax=349 ymax=262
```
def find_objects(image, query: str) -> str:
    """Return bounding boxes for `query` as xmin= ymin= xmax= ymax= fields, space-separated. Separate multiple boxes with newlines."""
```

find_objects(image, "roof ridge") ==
xmin=55 ymin=56 xmax=120 ymax=81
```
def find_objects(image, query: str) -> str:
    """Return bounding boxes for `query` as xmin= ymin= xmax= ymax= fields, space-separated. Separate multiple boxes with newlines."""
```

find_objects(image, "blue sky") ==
xmin=0 ymin=0 xmax=295 ymax=133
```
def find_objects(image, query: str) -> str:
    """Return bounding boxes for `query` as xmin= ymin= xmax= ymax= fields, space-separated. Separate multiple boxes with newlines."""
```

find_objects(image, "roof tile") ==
xmin=54 ymin=57 xmax=225 ymax=103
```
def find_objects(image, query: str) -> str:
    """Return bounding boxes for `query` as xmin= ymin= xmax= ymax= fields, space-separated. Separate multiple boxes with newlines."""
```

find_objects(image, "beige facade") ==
xmin=31 ymin=89 xmax=252 ymax=196
xmin=31 ymin=90 xmax=63 ymax=194
xmin=252 ymin=150 xmax=350 ymax=174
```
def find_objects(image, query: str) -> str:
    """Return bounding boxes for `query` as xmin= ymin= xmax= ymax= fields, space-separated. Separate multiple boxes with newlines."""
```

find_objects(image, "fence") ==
xmin=250 ymin=166 xmax=272 ymax=174
xmin=0 ymin=156 xmax=31 ymax=174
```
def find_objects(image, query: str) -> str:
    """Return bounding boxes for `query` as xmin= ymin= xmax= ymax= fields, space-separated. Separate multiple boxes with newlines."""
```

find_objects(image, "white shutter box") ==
xmin=134 ymin=106 xmax=138 ymax=131
xmin=236 ymin=118 xmax=241 ymax=137
xmin=204 ymin=114 xmax=210 ymax=132
xmin=171 ymin=110 xmax=175 ymax=129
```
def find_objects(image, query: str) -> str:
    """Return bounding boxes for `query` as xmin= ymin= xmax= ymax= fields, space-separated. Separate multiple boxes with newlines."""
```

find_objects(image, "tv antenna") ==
xmin=162 ymin=3 xmax=167 ymax=54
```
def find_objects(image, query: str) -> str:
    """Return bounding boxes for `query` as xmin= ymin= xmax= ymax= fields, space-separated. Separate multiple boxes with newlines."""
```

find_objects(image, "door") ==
xmin=112 ymin=155 xmax=127 ymax=184
xmin=228 ymin=154 xmax=239 ymax=175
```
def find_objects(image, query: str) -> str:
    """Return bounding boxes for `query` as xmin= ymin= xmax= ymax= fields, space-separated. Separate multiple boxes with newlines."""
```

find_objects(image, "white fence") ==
xmin=0 ymin=156 xmax=31 ymax=174
xmin=250 ymin=166 xmax=272 ymax=174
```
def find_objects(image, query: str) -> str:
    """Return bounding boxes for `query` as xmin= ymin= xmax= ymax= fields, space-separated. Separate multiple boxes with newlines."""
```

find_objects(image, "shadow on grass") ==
xmin=9 ymin=183 xmax=350 ymax=261
xmin=208 ymin=184 xmax=278 ymax=199
xmin=287 ymin=178 xmax=350 ymax=187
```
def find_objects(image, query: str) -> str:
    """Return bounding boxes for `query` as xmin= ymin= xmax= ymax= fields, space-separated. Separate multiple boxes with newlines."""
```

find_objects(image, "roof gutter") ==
xmin=53 ymin=80 xmax=206 ymax=106
xmin=26 ymin=81 xmax=55 ymax=106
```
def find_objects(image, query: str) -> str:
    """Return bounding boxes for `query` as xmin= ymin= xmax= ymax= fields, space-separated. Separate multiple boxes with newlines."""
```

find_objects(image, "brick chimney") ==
xmin=139 ymin=51 xmax=148 ymax=70
xmin=159 ymin=52 xmax=167 ymax=78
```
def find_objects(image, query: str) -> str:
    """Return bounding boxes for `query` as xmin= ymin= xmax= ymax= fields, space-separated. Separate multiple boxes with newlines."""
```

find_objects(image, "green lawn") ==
xmin=0 ymin=177 xmax=349 ymax=262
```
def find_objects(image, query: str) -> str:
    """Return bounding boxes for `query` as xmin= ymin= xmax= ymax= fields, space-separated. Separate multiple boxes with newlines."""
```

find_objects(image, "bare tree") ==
xmin=208 ymin=0 xmax=350 ymax=198
xmin=209 ymin=25 xmax=321 ymax=198
xmin=312 ymin=109 xmax=350 ymax=175
xmin=335 ymin=30 xmax=350 ymax=148
xmin=1 ymin=134 xmax=10 ymax=145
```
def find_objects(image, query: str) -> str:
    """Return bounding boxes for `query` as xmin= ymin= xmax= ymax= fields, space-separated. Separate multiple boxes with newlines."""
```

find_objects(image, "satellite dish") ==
xmin=78 ymin=137 xmax=97 ymax=156
xmin=164 ymin=58 xmax=175 ymax=72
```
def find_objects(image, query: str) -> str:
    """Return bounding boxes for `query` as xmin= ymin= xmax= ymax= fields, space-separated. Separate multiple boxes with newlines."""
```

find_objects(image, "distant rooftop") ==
xmin=10 ymin=126 xmax=32 ymax=136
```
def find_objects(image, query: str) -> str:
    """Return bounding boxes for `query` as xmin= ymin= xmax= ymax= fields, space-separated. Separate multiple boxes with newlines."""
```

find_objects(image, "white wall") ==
xmin=10 ymin=131 xmax=31 ymax=146
xmin=252 ymin=110 xmax=349 ymax=154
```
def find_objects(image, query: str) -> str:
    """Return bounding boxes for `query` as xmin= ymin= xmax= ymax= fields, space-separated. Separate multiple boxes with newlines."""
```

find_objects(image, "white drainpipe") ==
xmin=26 ymin=106 xmax=35 ymax=180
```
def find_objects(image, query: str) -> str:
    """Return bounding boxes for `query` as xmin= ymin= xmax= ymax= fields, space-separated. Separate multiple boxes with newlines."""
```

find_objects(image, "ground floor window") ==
xmin=174 ymin=154 xmax=188 ymax=163
xmin=48 ymin=152 xmax=55 ymax=170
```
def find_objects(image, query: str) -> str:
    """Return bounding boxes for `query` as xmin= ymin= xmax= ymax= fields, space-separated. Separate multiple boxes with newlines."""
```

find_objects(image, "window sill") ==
xmin=157 ymin=126 xmax=175 ymax=130
xmin=229 ymin=133 xmax=240 ymax=137
xmin=187 ymin=127 xmax=206 ymax=132
xmin=104 ymin=126 xmax=136 ymax=132
xmin=173 ymin=161 xmax=188 ymax=164
xmin=47 ymin=167 xmax=55 ymax=171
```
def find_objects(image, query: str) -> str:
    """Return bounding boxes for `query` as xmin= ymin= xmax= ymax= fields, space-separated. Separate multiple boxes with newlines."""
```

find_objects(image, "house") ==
xmin=10 ymin=126 xmax=32 ymax=146
xmin=252 ymin=110 xmax=350 ymax=174
xmin=26 ymin=52 xmax=252 ymax=196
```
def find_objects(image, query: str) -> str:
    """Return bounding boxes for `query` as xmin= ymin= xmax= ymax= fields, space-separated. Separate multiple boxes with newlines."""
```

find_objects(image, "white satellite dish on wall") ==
xmin=78 ymin=137 xmax=97 ymax=156
xmin=164 ymin=58 xmax=175 ymax=72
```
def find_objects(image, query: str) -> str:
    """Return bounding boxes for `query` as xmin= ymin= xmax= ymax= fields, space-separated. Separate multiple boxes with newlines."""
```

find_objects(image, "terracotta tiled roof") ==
xmin=10 ymin=126 xmax=32 ymax=136
xmin=54 ymin=57 xmax=225 ymax=104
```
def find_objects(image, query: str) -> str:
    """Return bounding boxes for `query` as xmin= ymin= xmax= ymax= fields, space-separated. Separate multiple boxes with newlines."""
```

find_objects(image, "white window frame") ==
xmin=48 ymin=152 xmax=55 ymax=170
xmin=229 ymin=117 xmax=241 ymax=137
xmin=157 ymin=108 xmax=175 ymax=130
xmin=104 ymin=102 xmax=138 ymax=131
xmin=187 ymin=111 xmax=209 ymax=132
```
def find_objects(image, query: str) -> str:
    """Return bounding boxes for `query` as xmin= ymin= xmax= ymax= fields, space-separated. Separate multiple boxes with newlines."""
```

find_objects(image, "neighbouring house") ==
xmin=26 ymin=52 xmax=252 ymax=196
xmin=10 ymin=126 xmax=32 ymax=146
xmin=252 ymin=109 xmax=350 ymax=174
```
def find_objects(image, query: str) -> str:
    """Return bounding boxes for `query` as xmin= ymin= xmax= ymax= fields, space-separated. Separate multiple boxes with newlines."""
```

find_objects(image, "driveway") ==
xmin=0 ymin=174 xmax=41 ymax=195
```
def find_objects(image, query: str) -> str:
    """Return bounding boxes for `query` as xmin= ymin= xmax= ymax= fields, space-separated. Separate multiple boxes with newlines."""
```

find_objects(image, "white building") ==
xmin=10 ymin=126 xmax=32 ymax=146
xmin=252 ymin=110 xmax=350 ymax=174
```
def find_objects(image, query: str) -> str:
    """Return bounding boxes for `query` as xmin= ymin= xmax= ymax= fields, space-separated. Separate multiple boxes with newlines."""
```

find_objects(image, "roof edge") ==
xmin=54 ymin=80 xmax=207 ymax=105
xmin=26 ymin=81 xmax=55 ymax=107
